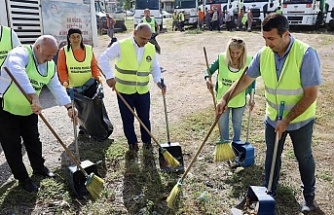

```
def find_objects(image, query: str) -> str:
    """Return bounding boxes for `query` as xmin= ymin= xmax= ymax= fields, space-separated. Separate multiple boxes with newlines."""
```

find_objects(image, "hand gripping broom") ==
xmin=115 ymin=90 xmax=180 ymax=169
xmin=4 ymin=66 xmax=104 ymax=200
xmin=203 ymin=47 xmax=236 ymax=162
xmin=166 ymin=65 xmax=248 ymax=208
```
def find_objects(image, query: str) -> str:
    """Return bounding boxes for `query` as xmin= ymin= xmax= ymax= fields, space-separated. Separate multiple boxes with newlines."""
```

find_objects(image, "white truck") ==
xmin=325 ymin=0 xmax=334 ymax=30
xmin=174 ymin=0 xmax=199 ymax=28
xmin=133 ymin=0 xmax=163 ymax=30
xmin=282 ymin=0 xmax=325 ymax=28
xmin=94 ymin=0 xmax=127 ymax=33
xmin=241 ymin=0 xmax=279 ymax=26
xmin=0 ymin=0 xmax=98 ymax=46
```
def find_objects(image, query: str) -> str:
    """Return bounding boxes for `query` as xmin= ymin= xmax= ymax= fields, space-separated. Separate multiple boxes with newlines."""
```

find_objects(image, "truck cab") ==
xmin=282 ymin=0 xmax=324 ymax=28
xmin=325 ymin=0 xmax=334 ymax=30
xmin=95 ymin=0 xmax=127 ymax=34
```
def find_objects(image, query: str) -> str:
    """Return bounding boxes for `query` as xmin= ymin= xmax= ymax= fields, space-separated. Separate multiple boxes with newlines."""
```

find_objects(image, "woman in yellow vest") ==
xmin=205 ymin=37 xmax=255 ymax=142
xmin=57 ymin=27 xmax=104 ymax=138
xmin=216 ymin=14 xmax=321 ymax=213
xmin=58 ymin=27 xmax=102 ymax=88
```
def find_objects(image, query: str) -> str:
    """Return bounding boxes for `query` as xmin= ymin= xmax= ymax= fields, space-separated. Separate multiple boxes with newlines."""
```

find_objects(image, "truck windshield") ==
xmin=175 ymin=0 xmax=197 ymax=9
xmin=283 ymin=0 xmax=313 ymax=4
xmin=244 ymin=0 xmax=269 ymax=3
xmin=206 ymin=0 xmax=228 ymax=4
xmin=95 ymin=1 xmax=106 ymax=13
xmin=135 ymin=0 xmax=160 ymax=10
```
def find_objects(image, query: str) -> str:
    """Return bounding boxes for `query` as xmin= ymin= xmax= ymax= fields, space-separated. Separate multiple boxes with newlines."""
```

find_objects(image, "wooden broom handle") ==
xmin=203 ymin=47 xmax=217 ymax=108
xmin=180 ymin=66 xmax=249 ymax=181
xmin=3 ymin=66 xmax=89 ymax=177
xmin=115 ymin=90 xmax=162 ymax=148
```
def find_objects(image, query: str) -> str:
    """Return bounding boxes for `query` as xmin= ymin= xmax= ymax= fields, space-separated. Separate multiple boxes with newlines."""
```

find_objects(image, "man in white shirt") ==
xmin=0 ymin=35 xmax=78 ymax=192
xmin=99 ymin=23 xmax=166 ymax=153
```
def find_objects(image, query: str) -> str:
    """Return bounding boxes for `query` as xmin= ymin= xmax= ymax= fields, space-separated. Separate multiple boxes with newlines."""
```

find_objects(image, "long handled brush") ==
xmin=166 ymin=65 xmax=249 ymax=208
xmin=115 ymin=90 xmax=180 ymax=169
xmin=166 ymin=114 xmax=221 ymax=208
xmin=246 ymin=88 xmax=255 ymax=142
xmin=4 ymin=66 xmax=104 ymax=200
xmin=203 ymin=47 xmax=235 ymax=162
xmin=69 ymin=89 xmax=80 ymax=161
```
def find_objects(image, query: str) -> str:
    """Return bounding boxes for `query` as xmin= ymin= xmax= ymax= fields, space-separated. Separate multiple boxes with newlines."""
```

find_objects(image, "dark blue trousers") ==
xmin=264 ymin=120 xmax=315 ymax=196
xmin=117 ymin=92 xmax=151 ymax=145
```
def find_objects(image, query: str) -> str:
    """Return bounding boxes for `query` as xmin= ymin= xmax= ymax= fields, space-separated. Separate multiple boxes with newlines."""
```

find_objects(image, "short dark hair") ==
xmin=262 ymin=13 xmax=289 ymax=36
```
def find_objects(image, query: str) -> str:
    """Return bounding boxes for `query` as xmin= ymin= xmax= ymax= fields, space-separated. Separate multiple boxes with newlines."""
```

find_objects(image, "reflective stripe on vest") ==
xmin=142 ymin=17 xmax=156 ymax=33
xmin=217 ymin=54 xmax=252 ymax=108
xmin=0 ymin=26 xmax=12 ymax=67
xmin=260 ymin=39 xmax=316 ymax=123
xmin=115 ymin=38 xmax=155 ymax=94
xmin=64 ymin=45 xmax=93 ymax=88
xmin=3 ymin=45 xmax=55 ymax=116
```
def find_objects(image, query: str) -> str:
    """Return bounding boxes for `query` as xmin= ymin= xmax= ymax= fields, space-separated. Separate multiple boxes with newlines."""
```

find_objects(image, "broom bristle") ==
xmin=214 ymin=140 xmax=236 ymax=162
xmin=166 ymin=180 xmax=182 ymax=208
xmin=162 ymin=149 xmax=180 ymax=168
xmin=85 ymin=173 xmax=105 ymax=200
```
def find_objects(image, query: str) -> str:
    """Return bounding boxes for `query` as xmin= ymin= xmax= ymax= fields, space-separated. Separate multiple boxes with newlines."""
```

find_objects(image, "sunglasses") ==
xmin=231 ymin=38 xmax=243 ymax=43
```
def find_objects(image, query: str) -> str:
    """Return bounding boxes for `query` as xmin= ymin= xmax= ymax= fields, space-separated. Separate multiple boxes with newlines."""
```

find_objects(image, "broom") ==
xmin=166 ymin=65 xmax=249 ymax=208
xmin=115 ymin=90 xmax=180 ymax=168
xmin=4 ymin=66 xmax=104 ymax=200
xmin=203 ymin=47 xmax=235 ymax=162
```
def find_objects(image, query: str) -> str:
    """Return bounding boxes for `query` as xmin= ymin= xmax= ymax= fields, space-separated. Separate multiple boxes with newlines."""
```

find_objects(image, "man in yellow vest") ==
xmin=0 ymin=35 xmax=78 ymax=192
xmin=276 ymin=6 xmax=283 ymax=15
xmin=99 ymin=23 xmax=166 ymax=152
xmin=141 ymin=8 xmax=161 ymax=54
xmin=0 ymin=25 xmax=21 ymax=67
xmin=216 ymin=14 xmax=321 ymax=213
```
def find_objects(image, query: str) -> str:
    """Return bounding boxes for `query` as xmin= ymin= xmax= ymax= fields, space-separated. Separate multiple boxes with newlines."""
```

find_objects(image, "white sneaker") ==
xmin=301 ymin=194 xmax=316 ymax=213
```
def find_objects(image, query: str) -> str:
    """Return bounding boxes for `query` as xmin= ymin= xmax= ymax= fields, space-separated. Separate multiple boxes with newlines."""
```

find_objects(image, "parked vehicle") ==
xmin=174 ymin=0 xmax=199 ymax=27
xmin=95 ymin=0 xmax=127 ymax=34
xmin=161 ymin=10 xmax=172 ymax=18
xmin=325 ymin=0 xmax=334 ymax=30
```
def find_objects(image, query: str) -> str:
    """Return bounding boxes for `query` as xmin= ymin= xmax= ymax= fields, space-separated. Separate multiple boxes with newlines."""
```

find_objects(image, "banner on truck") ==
xmin=41 ymin=0 xmax=93 ymax=49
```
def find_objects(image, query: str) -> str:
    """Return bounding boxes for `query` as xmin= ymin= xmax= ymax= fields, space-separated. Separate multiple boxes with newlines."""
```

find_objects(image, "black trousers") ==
xmin=0 ymin=102 xmax=45 ymax=181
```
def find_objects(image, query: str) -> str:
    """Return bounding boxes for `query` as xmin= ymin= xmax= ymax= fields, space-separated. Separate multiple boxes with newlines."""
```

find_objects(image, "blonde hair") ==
xmin=224 ymin=37 xmax=248 ymax=69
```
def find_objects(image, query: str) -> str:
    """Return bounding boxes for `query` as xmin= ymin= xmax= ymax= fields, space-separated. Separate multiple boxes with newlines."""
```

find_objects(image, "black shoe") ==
xmin=128 ymin=144 xmax=139 ymax=152
xmin=33 ymin=166 xmax=55 ymax=178
xmin=301 ymin=194 xmax=316 ymax=213
xmin=19 ymin=178 xmax=39 ymax=192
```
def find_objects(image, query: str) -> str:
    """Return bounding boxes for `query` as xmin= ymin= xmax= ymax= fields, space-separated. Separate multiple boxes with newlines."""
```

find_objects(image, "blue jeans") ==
xmin=219 ymin=106 xmax=246 ymax=141
xmin=264 ymin=120 xmax=315 ymax=196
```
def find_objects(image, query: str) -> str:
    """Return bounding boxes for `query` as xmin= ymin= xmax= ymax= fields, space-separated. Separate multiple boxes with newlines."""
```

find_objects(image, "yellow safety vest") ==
xmin=64 ymin=45 xmax=93 ymax=88
xmin=179 ymin=13 xmax=185 ymax=22
xmin=115 ymin=38 xmax=155 ymax=95
xmin=260 ymin=39 xmax=316 ymax=123
xmin=3 ymin=45 xmax=55 ymax=116
xmin=0 ymin=26 xmax=12 ymax=67
xmin=276 ymin=9 xmax=283 ymax=14
xmin=217 ymin=54 xmax=252 ymax=107
xmin=142 ymin=17 xmax=156 ymax=33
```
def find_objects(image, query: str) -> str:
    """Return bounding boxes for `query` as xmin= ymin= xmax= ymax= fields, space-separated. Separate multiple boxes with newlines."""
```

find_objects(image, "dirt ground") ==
xmin=0 ymin=28 xmax=333 ymax=214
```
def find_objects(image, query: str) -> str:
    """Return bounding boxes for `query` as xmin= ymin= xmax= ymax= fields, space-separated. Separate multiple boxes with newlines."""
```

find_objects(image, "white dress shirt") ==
xmin=0 ymin=46 xmax=70 ymax=106
xmin=98 ymin=37 xmax=161 ymax=84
